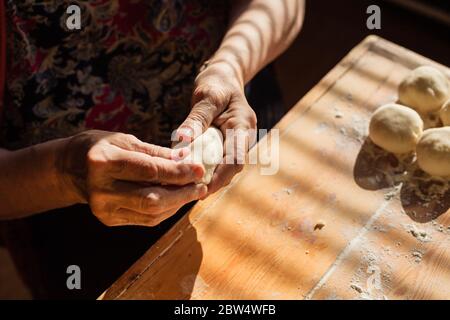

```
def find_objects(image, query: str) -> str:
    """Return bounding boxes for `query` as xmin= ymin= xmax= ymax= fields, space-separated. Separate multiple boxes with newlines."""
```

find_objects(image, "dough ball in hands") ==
xmin=369 ymin=103 xmax=424 ymax=154
xmin=440 ymin=99 xmax=450 ymax=126
xmin=398 ymin=66 xmax=449 ymax=113
xmin=417 ymin=128 xmax=450 ymax=178
xmin=182 ymin=127 xmax=224 ymax=185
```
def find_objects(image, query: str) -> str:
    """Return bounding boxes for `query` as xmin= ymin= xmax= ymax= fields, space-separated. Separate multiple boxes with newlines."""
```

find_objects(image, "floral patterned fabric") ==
xmin=0 ymin=0 xmax=229 ymax=149
xmin=0 ymin=0 xmax=231 ymax=299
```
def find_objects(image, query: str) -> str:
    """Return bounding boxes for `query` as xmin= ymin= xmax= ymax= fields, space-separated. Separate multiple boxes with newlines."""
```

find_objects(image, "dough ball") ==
xmin=369 ymin=103 xmax=424 ymax=154
xmin=440 ymin=99 xmax=450 ymax=126
xmin=416 ymin=127 xmax=450 ymax=178
xmin=398 ymin=66 xmax=449 ymax=113
xmin=183 ymin=127 xmax=224 ymax=184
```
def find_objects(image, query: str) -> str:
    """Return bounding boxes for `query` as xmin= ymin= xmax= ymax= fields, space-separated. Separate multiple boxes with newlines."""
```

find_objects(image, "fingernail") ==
xmin=192 ymin=165 xmax=205 ymax=179
xmin=199 ymin=191 xmax=209 ymax=201
xmin=197 ymin=184 xmax=208 ymax=198
xmin=176 ymin=128 xmax=193 ymax=142
xmin=173 ymin=147 xmax=190 ymax=161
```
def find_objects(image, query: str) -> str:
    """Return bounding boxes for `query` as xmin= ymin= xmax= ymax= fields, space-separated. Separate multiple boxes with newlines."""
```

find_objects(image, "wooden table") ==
xmin=101 ymin=36 xmax=450 ymax=300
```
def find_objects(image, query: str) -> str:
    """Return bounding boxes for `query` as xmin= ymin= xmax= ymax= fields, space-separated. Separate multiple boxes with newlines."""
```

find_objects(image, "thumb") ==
xmin=175 ymin=89 xmax=228 ymax=143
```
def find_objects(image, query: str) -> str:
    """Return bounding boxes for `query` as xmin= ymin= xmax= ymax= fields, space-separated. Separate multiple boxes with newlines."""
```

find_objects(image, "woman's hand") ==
xmin=176 ymin=0 xmax=305 ymax=196
xmin=58 ymin=130 xmax=207 ymax=227
xmin=176 ymin=62 xmax=257 ymax=195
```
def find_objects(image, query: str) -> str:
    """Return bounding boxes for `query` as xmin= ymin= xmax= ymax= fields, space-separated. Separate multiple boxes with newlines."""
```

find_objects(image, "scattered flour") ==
xmin=411 ymin=250 xmax=423 ymax=263
xmin=404 ymin=224 xmax=432 ymax=242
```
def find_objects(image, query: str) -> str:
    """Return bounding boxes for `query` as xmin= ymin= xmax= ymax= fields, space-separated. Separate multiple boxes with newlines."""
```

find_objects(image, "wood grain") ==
xmin=101 ymin=36 xmax=450 ymax=300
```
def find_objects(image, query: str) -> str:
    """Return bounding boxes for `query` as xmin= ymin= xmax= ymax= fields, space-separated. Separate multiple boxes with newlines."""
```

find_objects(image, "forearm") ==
xmin=210 ymin=0 xmax=305 ymax=86
xmin=0 ymin=139 xmax=82 ymax=220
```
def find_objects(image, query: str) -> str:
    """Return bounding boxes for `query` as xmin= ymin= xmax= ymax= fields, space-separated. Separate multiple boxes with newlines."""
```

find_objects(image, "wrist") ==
xmin=207 ymin=53 xmax=246 ymax=89
xmin=52 ymin=137 xmax=87 ymax=205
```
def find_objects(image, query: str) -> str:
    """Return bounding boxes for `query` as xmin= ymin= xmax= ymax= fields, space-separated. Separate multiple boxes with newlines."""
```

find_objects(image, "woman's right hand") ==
xmin=58 ymin=130 xmax=207 ymax=227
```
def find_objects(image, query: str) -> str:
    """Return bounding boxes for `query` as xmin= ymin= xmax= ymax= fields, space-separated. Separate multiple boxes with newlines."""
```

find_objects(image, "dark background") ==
xmin=275 ymin=0 xmax=450 ymax=109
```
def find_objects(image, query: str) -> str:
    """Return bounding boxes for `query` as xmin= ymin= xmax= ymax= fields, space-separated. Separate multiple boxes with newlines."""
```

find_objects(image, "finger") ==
xmin=110 ymin=133 xmax=180 ymax=160
xmin=227 ymin=127 xmax=250 ymax=165
xmin=175 ymin=91 xmax=228 ymax=142
xmin=113 ymin=182 xmax=208 ymax=215
xmin=217 ymin=125 xmax=251 ymax=168
xmin=108 ymin=148 xmax=205 ymax=185
xmin=110 ymin=208 xmax=176 ymax=227
xmin=176 ymin=102 xmax=215 ymax=142
xmin=140 ymin=205 xmax=184 ymax=226
xmin=207 ymin=162 xmax=243 ymax=195
xmin=214 ymin=102 xmax=258 ymax=150
xmin=114 ymin=205 xmax=186 ymax=227
xmin=171 ymin=147 xmax=192 ymax=161
xmin=151 ymin=157 xmax=205 ymax=185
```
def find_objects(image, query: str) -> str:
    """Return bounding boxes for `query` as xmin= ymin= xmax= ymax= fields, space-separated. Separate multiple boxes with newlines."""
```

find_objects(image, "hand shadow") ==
xmin=354 ymin=138 xmax=449 ymax=223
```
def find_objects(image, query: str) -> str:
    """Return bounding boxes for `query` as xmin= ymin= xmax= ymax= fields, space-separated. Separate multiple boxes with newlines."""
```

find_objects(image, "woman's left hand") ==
xmin=175 ymin=61 xmax=257 ymax=195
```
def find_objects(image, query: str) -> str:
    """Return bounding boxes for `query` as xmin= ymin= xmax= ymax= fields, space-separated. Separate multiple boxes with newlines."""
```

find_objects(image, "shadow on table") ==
xmin=99 ymin=202 xmax=204 ymax=300
xmin=353 ymin=138 xmax=450 ymax=223
xmin=159 ymin=219 xmax=204 ymax=300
